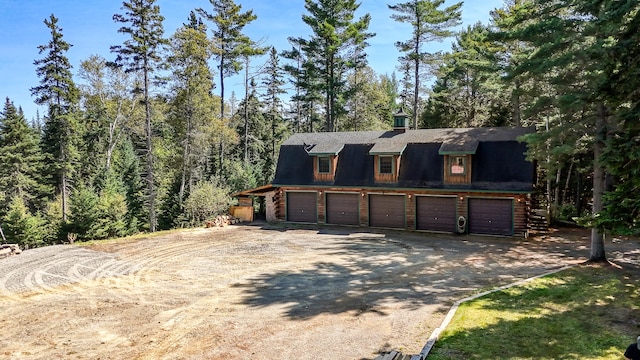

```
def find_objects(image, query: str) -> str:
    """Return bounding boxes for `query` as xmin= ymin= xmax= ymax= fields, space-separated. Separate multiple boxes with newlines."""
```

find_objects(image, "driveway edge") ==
xmin=418 ymin=265 xmax=576 ymax=359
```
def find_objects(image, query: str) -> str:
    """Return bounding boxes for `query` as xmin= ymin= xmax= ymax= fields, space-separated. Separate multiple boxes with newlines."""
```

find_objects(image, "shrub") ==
xmin=183 ymin=180 xmax=232 ymax=225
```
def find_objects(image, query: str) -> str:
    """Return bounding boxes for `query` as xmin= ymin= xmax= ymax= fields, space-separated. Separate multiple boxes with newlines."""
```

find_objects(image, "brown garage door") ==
xmin=326 ymin=193 xmax=359 ymax=225
xmin=369 ymin=194 xmax=405 ymax=228
xmin=468 ymin=198 xmax=513 ymax=236
xmin=286 ymin=192 xmax=317 ymax=223
xmin=416 ymin=196 xmax=456 ymax=232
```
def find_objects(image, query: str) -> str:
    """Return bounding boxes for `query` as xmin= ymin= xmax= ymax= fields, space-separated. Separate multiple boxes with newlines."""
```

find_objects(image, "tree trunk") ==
xmin=0 ymin=221 xmax=6 ymax=243
xmin=144 ymin=65 xmax=156 ymax=233
xmin=554 ymin=165 xmax=562 ymax=214
xmin=562 ymin=160 xmax=574 ymax=206
xmin=513 ymin=80 xmax=521 ymax=127
xmin=589 ymin=102 xmax=607 ymax=262
xmin=413 ymin=55 xmax=420 ymax=130
xmin=243 ymin=58 xmax=250 ymax=163
xmin=219 ymin=54 xmax=226 ymax=177
xmin=61 ymin=172 xmax=68 ymax=223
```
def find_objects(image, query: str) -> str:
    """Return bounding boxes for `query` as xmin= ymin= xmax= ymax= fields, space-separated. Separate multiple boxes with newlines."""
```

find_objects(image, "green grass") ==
xmin=428 ymin=264 xmax=640 ymax=359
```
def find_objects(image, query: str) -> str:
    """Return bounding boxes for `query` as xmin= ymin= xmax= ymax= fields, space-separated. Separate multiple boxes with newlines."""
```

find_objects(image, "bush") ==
xmin=2 ymin=196 xmax=46 ymax=248
xmin=183 ymin=180 xmax=232 ymax=226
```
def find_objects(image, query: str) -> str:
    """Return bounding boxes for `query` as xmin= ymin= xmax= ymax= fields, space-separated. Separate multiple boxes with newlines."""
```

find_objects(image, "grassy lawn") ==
xmin=428 ymin=263 xmax=640 ymax=359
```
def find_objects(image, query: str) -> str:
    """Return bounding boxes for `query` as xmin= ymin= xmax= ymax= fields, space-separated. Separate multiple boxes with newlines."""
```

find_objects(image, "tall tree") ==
xmin=240 ymin=40 xmax=268 ymax=163
xmin=196 ymin=0 xmax=258 ymax=175
xmin=110 ymin=0 xmax=167 ymax=232
xmin=0 ymin=98 xmax=48 ymax=213
xmin=261 ymin=47 xmax=288 ymax=178
xmin=504 ymin=0 xmax=632 ymax=261
xmin=389 ymin=0 xmax=462 ymax=129
xmin=598 ymin=0 xmax=640 ymax=236
xmin=78 ymin=54 xmax=142 ymax=172
xmin=294 ymin=0 xmax=374 ymax=132
xmin=281 ymin=39 xmax=322 ymax=133
xmin=30 ymin=14 xmax=80 ymax=222
xmin=167 ymin=12 xmax=217 ymax=207
xmin=344 ymin=67 xmax=396 ymax=131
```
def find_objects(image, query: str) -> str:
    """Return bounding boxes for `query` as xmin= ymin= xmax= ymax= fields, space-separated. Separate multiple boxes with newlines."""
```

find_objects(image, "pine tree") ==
xmin=281 ymin=40 xmax=322 ymax=133
xmin=505 ymin=0 xmax=630 ymax=261
xmin=196 ymin=0 xmax=259 ymax=176
xmin=294 ymin=0 xmax=374 ymax=132
xmin=30 ymin=14 xmax=80 ymax=222
xmin=2 ymin=196 xmax=46 ymax=248
xmin=260 ymin=47 xmax=288 ymax=181
xmin=389 ymin=0 xmax=462 ymax=129
xmin=110 ymin=0 xmax=168 ymax=232
xmin=167 ymin=12 xmax=218 ymax=208
xmin=0 ymin=98 xmax=49 ymax=214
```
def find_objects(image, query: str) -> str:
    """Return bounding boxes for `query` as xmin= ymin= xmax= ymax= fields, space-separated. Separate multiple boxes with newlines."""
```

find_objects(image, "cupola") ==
xmin=393 ymin=107 xmax=409 ymax=133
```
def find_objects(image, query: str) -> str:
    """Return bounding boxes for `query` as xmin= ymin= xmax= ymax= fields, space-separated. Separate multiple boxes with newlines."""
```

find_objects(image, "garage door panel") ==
xmin=468 ymin=198 xmax=513 ymax=236
xmin=369 ymin=195 xmax=405 ymax=228
xmin=326 ymin=193 xmax=359 ymax=225
xmin=287 ymin=192 xmax=317 ymax=223
xmin=416 ymin=196 xmax=456 ymax=232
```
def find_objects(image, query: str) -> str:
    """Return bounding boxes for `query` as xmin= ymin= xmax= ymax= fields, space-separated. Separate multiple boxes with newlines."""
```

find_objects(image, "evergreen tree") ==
xmin=344 ymin=67 xmax=395 ymax=131
xmin=389 ymin=0 xmax=462 ymax=129
xmin=260 ymin=47 xmax=288 ymax=181
xmin=167 ymin=12 xmax=218 ymax=208
xmin=425 ymin=23 xmax=507 ymax=128
xmin=281 ymin=40 xmax=323 ymax=133
xmin=196 ymin=0 xmax=259 ymax=176
xmin=504 ymin=0 xmax=630 ymax=261
xmin=110 ymin=0 xmax=168 ymax=232
xmin=0 ymin=98 xmax=48 ymax=213
xmin=294 ymin=0 xmax=374 ymax=132
xmin=30 ymin=14 xmax=80 ymax=223
xmin=489 ymin=0 xmax=539 ymax=127
xmin=240 ymin=40 xmax=269 ymax=163
xmin=2 ymin=196 xmax=46 ymax=248
xmin=591 ymin=0 xmax=640 ymax=236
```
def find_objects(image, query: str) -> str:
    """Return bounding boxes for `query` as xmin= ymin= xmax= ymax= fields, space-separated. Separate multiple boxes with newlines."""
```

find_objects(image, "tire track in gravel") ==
xmin=0 ymin=246 xmax=141 ymax=299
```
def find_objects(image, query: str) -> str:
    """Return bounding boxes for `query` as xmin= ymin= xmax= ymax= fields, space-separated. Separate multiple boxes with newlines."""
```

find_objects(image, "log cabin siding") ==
xmin=274 ymin=187 xmax=528 ymax=236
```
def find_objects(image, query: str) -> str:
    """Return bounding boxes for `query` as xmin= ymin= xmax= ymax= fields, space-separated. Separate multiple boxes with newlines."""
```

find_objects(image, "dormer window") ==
xmin=369 ymin=142 xmax=405 ymax=183
xmin=439 ymin=140 xmax=477 ymax=185
xmin=307 ymin=143 xmax=343 ymax=182
xmin=449 ymin=155 xmax=466 ymax=175
xmin=379 ymin=156 xmax=393 ymax=174
xmin=318 ymin=156 xmax=331 ymax=174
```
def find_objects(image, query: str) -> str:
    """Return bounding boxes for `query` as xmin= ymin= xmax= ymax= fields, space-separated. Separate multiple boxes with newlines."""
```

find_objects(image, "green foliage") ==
xmin=111 ymin=0 xmax=168 ymax=232
xmin=2 ymin=196 xmax=46 ymax=248
xmin=67 ymin=186 xmax=99 ymax=240
xmin=343 ymin=66 xmax=395 ymax=131
xmin=389 ymin=0 xmax=462 ymax=128
xmin=0 ymin=98 xmax=49 ymax=213
xmin=183 ymin=180 xmax=232 ymax=225
xmin=293 ymin=0 xmax=374 ymax=132
xmin=30 ymin=14 xmax=80 ymax=222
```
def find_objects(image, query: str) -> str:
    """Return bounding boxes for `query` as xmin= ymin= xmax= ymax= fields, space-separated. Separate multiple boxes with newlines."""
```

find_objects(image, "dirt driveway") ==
xmin=1 ymin=224 xmax=637 ymax=359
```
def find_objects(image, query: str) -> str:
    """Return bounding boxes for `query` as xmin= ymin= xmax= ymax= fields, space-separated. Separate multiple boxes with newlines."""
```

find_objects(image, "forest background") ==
xmin=0 ymin=0 xmax=638 ymax=263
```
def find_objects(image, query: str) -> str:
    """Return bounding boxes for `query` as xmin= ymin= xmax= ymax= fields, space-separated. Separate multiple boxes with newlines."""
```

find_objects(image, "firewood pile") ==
xmin=0 ymin=244 xmax=22 ymax=258
xmin=205 ymin=215 xmax=242 ymax=228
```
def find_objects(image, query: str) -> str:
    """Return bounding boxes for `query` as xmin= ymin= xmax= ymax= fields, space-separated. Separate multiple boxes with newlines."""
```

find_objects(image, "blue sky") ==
xmin=0 ymin=0 xmax=504 ymax=121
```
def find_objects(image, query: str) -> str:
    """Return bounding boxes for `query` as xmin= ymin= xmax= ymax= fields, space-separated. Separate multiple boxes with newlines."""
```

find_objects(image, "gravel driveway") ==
xmin=0 ymin=224 xmax=637 ymax=359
